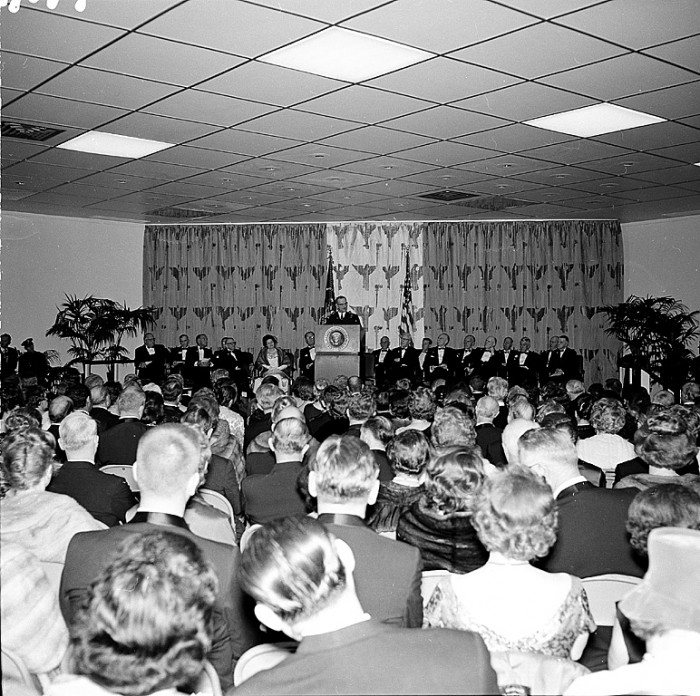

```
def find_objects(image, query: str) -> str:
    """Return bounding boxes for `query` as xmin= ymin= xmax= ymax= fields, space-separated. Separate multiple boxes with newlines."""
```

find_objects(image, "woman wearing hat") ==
xmin=565 ymin=527 xmax=700 ymax=695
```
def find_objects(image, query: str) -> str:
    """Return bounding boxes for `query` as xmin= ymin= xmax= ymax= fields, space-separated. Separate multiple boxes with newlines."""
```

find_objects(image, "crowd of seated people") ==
xmin=2 ymin=325 xmax=700 ymax=695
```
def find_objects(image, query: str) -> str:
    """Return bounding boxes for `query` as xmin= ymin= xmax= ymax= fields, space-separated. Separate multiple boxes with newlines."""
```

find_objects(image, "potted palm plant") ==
xmin=599 ymin=295 xmax=699 ymax=393
xmin=46 ymin=295 xmax=157 ymax=379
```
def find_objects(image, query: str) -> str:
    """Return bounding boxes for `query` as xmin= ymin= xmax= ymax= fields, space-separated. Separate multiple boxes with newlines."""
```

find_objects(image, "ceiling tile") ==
xmin=453 ymin=82 xmax=594 ymax=121
xmin=366 ymin=58 xmax=521 ymax=104
xmin=108 ymin=159 xmax=207 ymax=181
xmin=540 ymin=53 xmax=698 ymax=101
xmin=1 ymin=52 xmax=70 ymax=92
xmin=643 ymin=34 xmax=700 ymax=72
xmin=309 ymin=189 xmax=388 ymax=205
xmin=189 ymin=129 xmax=301 ymax=156
xmin=1 ymin=140 xmax=51 ymax=167
xmin=147 ymin=146 xmax=249 ymax=170
xmin=36 ymin=66 xmax=180 ymax=110
xmin=650 ymin=141 xmax=700 ymax=164
xmin=45 ymin=181 xmax=128 ymax=201
xmin=631 ymin=165 xmax=700 ymax=186
xmin=512 ymin=187 xmax=591 ymax=203
xmin=456 ymin=154 xmax=560 ymax=177
xmin=497 ymin=0 xmax=614 ymax=20
xmin=2 ymin=93 xmax=128 ymax=130
xmin=245 ymin=0 xmax=389 ymax=23
xmin=614 ymin=81 xmax=700 ymax=121
xmin=318 ymin=126 xmax=435 ymax=155
xmin=351 ymin=179 xmax=431 ymax=197
xmin=398 ymin=169 xmax=494 ymax=188
xmin=2 ymin=160 xmax=92 ymax=184
xmin=29 ymin=148 xmax=132 ymax=170
xmin=239 ymin=109 xmax=359 ymax=141
xmin=454 ymin=123 xmax=574 ymax=153
xmin=334 ymin=156 xmax=436 ymax=178
xmin=139 ymin=0 xmax=324 ymax=56
xmin=219 ymin=158 xmax=320 ymax=180
xmin=0 ymin=9 xmax=126 ymax=62
xmin=246 ymin=180 xmax=333 ymax=198
xmin=196 ymin=61 xmax=345 ymax=107
xmin=394 ymin=141 xmax=498 ymax=166
xmin=342 ymin=0 xmax=537 ymax=53
xmin=286 ymin=170 xmax=382 ymax=189
xmin=449 ymin=23 xmax=626 ymax=80
xmin=382 ymin=106 xmax=509 ymax=139
xmin=295 ymin=86 xmax=432 ymax=124
xmin=82 ymin=34 xmax=245 ymax=87
xmin=568 ymin=177 xmax=655 ymax=194
xmin=576 ymin=152 xmax=682 ymax=176
xmin=102 ymin=112 xmax=221 ymax=143
xmin=593 ymin=122 xmax=700 ymax=151
xmin=177 ymin=170 xmax=269 ymax=189
xmin=270 ymin=142 xmax=373 ymax=167
xmin=610 ymin=185 xmax=700 ymax=202
xmin=64 ymin=171 xmax=163 ymax=192
xmin=519 ymin=165 xmax=604 ymax=186
xmin=144 ymin=180 xmax=234 ymax=198
xmin=554 ymin=0 xmax=700 ymax=50
xmin=518 ymin=139 xmax=633 ymax=166
xmin=145 ymin=90 xmax=277 ymax=127
xmin=457 ymin=178 xmax=541 ymax=196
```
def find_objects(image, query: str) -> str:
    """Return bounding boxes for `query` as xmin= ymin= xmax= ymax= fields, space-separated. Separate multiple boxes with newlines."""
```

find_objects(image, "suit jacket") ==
xmin=536 ymin=481 xmax=645 ymax=578
xmin=540 ymin=349 xmax=559 ymax=384
xmin=317 ymin=513 xmax=422 ymax=628
xmin=185 ymin=345 xmax=214 ymax=367
xmin=231 ymin=619 xmax=499 ymax=696
xmin=133 ymin=343 xmax=169 ymax=384
xmin=1 ymin=345 xmax=19 ymax=376
xmin=513 ymin=350 xmax=539 ymax=387
xmin=204 ymin=453 xmax=242 ymax=517
xmin=60 ymin=513 xmax=261 ymax=690
xmin=494 ymin=349 xmax=520 ymax=382
xmin=213 ymin=348 xmax=251 ymax=383
xmin=385 ymin=346 xmax=421 ymax=385
xmin=473 ymin=348 xmax=499 ymax=380
xmin=456 ymin=347 xmax=482 ymax=382
xmin=372 ymin=348 xmax=391 ymax=387
xmin=298 ymin=346 xmax=316 ymax=380
xmin=325 ymin=310 xmax=361 ymax=325
xmin=241 ymin=461 xmax=307 ymax=524
xmin=424 ymin=346 xmax=458 ymax=381
xmin=475 ymin=423 xmax=507 ymax=468
xmin=89 ymin=406 xmax=119 ymax=434
xmin=46 ymin=460 xmax=136 ymax=527
xmin=542 ymin=347 xmax=579 ymax=382
xmin=96 ymin=418 xmax=148 ymax=466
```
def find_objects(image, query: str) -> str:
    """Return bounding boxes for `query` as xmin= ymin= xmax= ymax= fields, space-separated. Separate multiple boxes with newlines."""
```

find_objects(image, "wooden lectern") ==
xmin=315 ymin=325 xmax=362 ymax=383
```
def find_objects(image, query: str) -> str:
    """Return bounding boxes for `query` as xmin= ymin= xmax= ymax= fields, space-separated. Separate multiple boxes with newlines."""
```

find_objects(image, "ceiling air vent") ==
xmin=453 ymin=195 xmax=528 ymax=211
xmin=146 ymin=206 xmax=215 ymax=219
xmin=1 ymin=121 xmax=64 ymax=142
xmin=418 ymin=190 xmax=479 ymax=202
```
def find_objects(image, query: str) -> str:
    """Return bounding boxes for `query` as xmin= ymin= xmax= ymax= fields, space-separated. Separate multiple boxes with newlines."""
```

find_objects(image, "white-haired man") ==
xmin=96 ymin=387 xmax=148 ymax=466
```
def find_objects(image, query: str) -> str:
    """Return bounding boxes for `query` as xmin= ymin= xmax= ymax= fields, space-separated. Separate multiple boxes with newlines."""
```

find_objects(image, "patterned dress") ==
xmin=424 ymin=573 xmax=595 ymax=658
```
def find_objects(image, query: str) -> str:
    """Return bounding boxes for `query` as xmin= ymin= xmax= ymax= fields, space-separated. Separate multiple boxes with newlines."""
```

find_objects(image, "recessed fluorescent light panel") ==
xmin=258 ymin=27 xmax=434 ymax=82
xmin=57 ymin=132 xmax=173 ymax=158
xmin=525 ymin=104 xmax=666 ymax=137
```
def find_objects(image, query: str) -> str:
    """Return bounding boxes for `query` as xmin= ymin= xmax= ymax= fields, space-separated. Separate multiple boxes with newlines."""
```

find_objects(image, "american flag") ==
xmin=321 ymin=251 xmax=335 ymax=324
xmin=399 ymin=249 xmax=415 ymax=341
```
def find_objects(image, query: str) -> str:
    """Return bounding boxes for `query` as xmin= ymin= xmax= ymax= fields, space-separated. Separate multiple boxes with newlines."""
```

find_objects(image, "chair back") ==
xmin=100 ymin=464 xmax=139 ymax=491
xmin=1 ymin=646 xmax=42 ymax=695
xmin=198 ymin=489 xmax=235 ymax=521
xmin=582 ymin=573 xmax=642 ymax=625
xmin=421 ymin=569 xmax=450 ymax=607
xmin=233 ymin=642 xmax=296 ymax=687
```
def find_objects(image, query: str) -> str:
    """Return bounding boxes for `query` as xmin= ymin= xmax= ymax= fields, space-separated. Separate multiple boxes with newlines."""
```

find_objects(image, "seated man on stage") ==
xmin=213 ymin=336 xmax=251 ymax=394
xmin=134 ymin=332 xmax=169 ymax=385
xmin=186 ymin=334 xmax=214 ymax=390
xmin=298 ymin=331 xmax=316 ymax=381
xmin=326 ymin=296 xmax=361 ymax=325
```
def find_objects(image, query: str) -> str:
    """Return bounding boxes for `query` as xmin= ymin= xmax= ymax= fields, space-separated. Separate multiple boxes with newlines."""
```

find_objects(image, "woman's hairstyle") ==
xmin=508 ymin=396 xmax=534 ymax=422
xmin=262 ymin=334 xmax=277 ymax=347
xmin=326 ymin=389 xmax=349 ymax=421
xmin=3 ymin=407 xmax=42 ymax=433
xmin=423 ymin=446 xmax=484 ymax=515
xmin=386 ymin=429 xmax=430 ymax=476
xmin=1 ymin=427 xmax=56 ymax=491
xmin=408 ymin=387 xmax=436 ymax=421
xmin=142 ymin=391 xmax=165 ymax=426
xmin=213 ymin=380 xmax=237 ymax=407
xmin=574 ymin=393 xmax=595 ymax=422
xmin=271 ymin=395 xmax=298 ymax=423
xmin=590 ymin=397 xmax=627 ymax=434
xmin=506 ymin=386 xmax=529 ymax=406
xmin=240 ymin=517 xmax=346 ymax=624
xmin=291 ymin=376 xmax=315 ymax=402
xmin=389 ymin=389 xmax=411 ymax=419
xmin=487 ymin=377 xmax=508 ymax=401
xmin=667 ymin=404 xmax=700 ymax=440
xmin=626 ymin=484 xmax=700 ymax=555
xmin=473 ymin=466 xmax=558 ymax=561
xmin=70 ymin=531 xmax=218 ymax=696
xmin=256 ymin=383 xmax=283 ymax=411
xmin=430 ymin=405 xmax=476 ymax=448
xmin=633 ymin=410 xmax=697 ymax=470
xmin=360 ymin=415 xmax=394 ymax=446
xmin=535 ymin=399 xmax=566 ymax=424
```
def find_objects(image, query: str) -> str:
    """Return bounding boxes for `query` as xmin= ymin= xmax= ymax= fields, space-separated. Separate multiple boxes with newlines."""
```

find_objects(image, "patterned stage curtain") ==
xmin=327 ymin=222 xmax=424 ymax=350
xmin=143 ymin=224 xmax=326 ymax=355
xmin=423 ymin=221 xmax=624 ymax=383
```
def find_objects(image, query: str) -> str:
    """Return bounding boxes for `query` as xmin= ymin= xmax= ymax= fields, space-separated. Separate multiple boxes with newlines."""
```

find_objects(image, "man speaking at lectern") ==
xmin=325 ymin=296 xmax=361 ymax=325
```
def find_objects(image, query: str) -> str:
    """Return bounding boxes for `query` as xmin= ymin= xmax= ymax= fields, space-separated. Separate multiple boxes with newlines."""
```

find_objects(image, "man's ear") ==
xmin=57 ymin=437 xmax=66 ymax=452
xmin=334 ymin=538 xmax=356 ymax=575
xmin=185 ymin=470 xmax=199 ymax=499
xmin=132 ymin=460 xmax=140 ymax=484
xmin=307 ymin=470 xmax=318 ymax=499
xmin=268 ymin=437 xmax=276 ymax=453
xmin=367 ymin=476 xmax=380 ymax=505
xmin=254 ymin=603 xmax=288 ymax=635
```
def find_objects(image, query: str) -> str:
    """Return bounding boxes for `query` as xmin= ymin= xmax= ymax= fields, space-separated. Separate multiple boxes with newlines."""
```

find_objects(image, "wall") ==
xmin=1 ymin=212 xmax=144 ymax=370
xmin=621 ymin=214 xmax=700 ymax=313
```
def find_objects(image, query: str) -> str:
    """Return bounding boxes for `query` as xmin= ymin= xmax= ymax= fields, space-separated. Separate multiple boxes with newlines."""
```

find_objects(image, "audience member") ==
xmin=96 ymin=387 xmax=148 ymax=466
xmin=474 ymin=396 xmax=507 ymax=468
xmin=486 ymin=376 xmax=509 ymax=428
xmin=48 ymin=395 xmax=73 ymax=462
xmin=359 ymin=415 xmax=394 ymax=481
xmin=397 ymin=446 xmax=488 ymax=574
xmin=88 ymin=385 xmax=119 ymax=433
xmin=161 ymin=377 xmax=185 ymax=423
xmin=430 ymin=404 xmax=477 ymax=451
xmin=47 ymin=412 xmax=136 ymax=526
xmin=501 ymin=418 xmax=540 ymax=467
xmin=235 ymin=517 xmax=498 ymax=695
xmin=425 ymin=466 xmax=595 ymax=659
xmin=346 ymin=391 xmax=376 ymax=438
xmin=134 ymin=332 xmax=169 ymax=385
xmin=309 ymin=434 xmax=422 ymax=627
xmin=142 ymin=390 xmax=165 ymax=426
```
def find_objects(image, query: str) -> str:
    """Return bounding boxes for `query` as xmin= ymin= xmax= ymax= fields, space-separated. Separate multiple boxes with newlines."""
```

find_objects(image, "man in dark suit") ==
xmin=47 ymin=412 xmax=136 ymax=526
xmin=372 ymin=335 xmax=391 ymax=388
xmin=297 ymin=330 xmax=317 ymax=380
xmin=424 ymin=333 xmax=458 ymax=382
xmin=88 ymin=384 xmax=119 ymax=433
xmin=540 ymin=334 xmax=561 ymax=384
xmin=417 ymin=337 xmax=432 ymax=383
xmin=514 ymin=336 xmax=539 ymax=388
xmin=96 ymin=387 xmax=148 ymax=466
xmin=310 ymin=434 xmax=422 ymax=628
xmin=213 ymin=336 xmax=250 ymax=394
xmin=518 ymin=428 xmax=644 ymax=578
xmin=494 ymin=336 xmax=519 ymax=384
xmin=555 ymin=334 xmax=580 ymax=381
xmin=456 ymin=334 xmax=481 ymax=382
xmin=60 ymin=424 xmax=260 ymax=691
xmin=186 ymin=333 xmax=214 ymax=390
xmin=474 ymin=396 xmax=507 ymax=468
xmin=234 ymin=516 xmax=499 ymax=696
xmin=0 ymin=333 xmax=19 ymax=379
xmin=134 ymin=332 xmax=169 ymax=385
xmin=169 ymin=333 xmax=190 ymax=379
xmin=325 ymin=295 xmax=361 ymax=325
xmin=474 ymin=335 xmax=499 ymax=380
xmin=385 ymin=334 xmax=421 ymax=386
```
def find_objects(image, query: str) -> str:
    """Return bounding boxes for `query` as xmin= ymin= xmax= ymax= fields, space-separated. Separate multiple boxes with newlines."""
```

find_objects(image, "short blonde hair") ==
xmin=312 ymin=435 xmax=378 ymax=502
